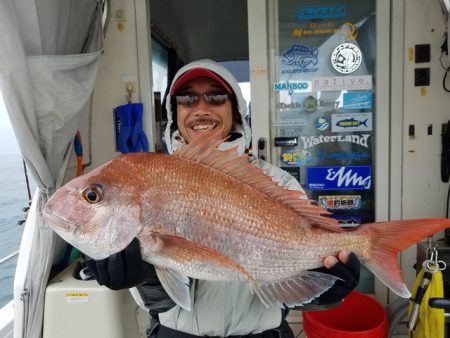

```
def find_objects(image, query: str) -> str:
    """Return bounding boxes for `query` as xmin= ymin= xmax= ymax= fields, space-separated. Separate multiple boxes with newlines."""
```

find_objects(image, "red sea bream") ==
xmin=43 ymin=133 xmax=450 ymax=310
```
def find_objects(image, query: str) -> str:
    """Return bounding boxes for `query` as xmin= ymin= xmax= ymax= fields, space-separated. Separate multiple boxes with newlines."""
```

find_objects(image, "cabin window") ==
xmin=152 ymin=38 xmax=169 ymax=94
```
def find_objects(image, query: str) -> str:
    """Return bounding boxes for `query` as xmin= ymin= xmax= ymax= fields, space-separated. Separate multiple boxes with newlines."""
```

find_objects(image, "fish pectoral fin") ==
xmin=155 ymin=266 xmax=191 ymax=311
xmin=156 ymin=234 xmax=251 ymax=278
xmin=251 ymin=271 xmax=339 ymax=308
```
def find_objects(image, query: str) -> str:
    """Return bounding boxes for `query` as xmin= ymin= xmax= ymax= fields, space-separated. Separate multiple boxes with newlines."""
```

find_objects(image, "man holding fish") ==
xmin=43 ymin=59 xmax=450 ymax=338
xmin=85 ymin=59 xmax=361 ymax=338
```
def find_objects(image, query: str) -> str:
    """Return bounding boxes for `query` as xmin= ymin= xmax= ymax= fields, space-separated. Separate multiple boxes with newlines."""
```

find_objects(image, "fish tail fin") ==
xmin=362 ymin=218 xmax=450 ymax=298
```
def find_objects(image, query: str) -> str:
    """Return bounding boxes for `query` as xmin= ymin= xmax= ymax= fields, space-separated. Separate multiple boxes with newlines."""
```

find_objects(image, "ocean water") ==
xmin=0 ymin=153 xmax=36 ymax=308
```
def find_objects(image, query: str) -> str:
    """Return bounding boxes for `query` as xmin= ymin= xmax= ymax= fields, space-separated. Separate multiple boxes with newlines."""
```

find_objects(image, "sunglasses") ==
xmin=175 ymin=92 xmax=230 ymax=106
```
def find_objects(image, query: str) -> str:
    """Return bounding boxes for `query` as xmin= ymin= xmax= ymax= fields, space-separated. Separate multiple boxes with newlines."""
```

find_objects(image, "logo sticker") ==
xmin=300 ymin=134 xmax=371 ymax=149
xmin=297 ymin=4 xmax=346 ymax=20
xmin=315 ymin=116 xmax=330 ymax=131
xmin=303 ymin=95 xmax=318 ymax=113
xmin=316 ymin=151 xmax=370 ymax=161
xmin=332 ymin=113 xmax=372 ymax=132
xmin=343 ymin=91 xmax=372 ymax=110
xmin=318 ymin=195 xmax=362 ymax=210
xmin=275 ymin=137 xmax=298 ymax=147
xmin=333 ymin=215 xmax=361 ymax=228
xmin=312 ymin=76 xmax=372 ymax=91
xmin=280 ymin=149 xmax=313 ymax=166
xmin=331 ymin=43 xmax=362 ymax=74
xmin=281 ymin=44 xmax=319 ymax=74
xmin=307 ymin=165 xmax=372 ymax=190
xmin=292 ymin=22 xmax=357 ymax=40
xmin=273 ymin=81 xmax=310 ymax=95
xmin=277 ymin=102 xmax=303 ymax=109
xmin=273 ymin=118 xmax=307 ymax=128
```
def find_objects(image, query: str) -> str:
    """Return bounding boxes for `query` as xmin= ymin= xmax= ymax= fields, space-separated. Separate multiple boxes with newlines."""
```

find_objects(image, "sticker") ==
xmin=275 ymin=137 xmax=298 ymax=147
xmin=280 ymin=149 xmax=313 ymax=166
xmin=316 ymin=151 xmax=370 ymax=161
xmin=277 ymin=102 xmax=303 ymax=109
xmin=331 ymin=43 xmax=362 ymax=74
xmin=273 ymin=118 xmax=307 ymax=127
xmin=282 ymin=167 xmax=301 ymax=181
xmin=297 ymin=4 xmax=346 ymax=20
xmin=318 ymin=195 xmax=362 ymax=210
xmin=65 ymin=293 xmax=89 ymax=303
xmin=300 ymin=134 xmax=371 ymax=149
xmin=292 ymin=22 xmax=357 ymax=41
xmin=318 ymin=99 xmax=339 ymax=109
xmin=307 ymin=165 xmax=371 ymax=190
xmin=315 ymin=116 xmax=330 ymax=131
xmin=312 ymin=76 xmax=372 ymax=91
xmin=333 ymin=215 xmax=361 ymax=228
xmin=281 ymin=45 xmax=319 ymax=74
xmin=303 ymin=95 xmax=318 ymax=113
xmin=274 ymin=81 xmax=310 ymax=95
xmin=343 ymin=91 xmax=372 ymax=110
xmin=332 ymin=113 xmax=372 ymax=132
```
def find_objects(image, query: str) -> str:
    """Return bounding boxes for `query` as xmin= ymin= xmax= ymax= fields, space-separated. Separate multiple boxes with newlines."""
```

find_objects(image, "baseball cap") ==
xmin=170 ymin=68 xmax=233 ymax=95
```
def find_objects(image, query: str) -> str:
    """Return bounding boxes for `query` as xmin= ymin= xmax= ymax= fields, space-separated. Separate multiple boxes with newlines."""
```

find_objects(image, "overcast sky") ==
xmin=0 ymin=93 xmax=20 ymax=154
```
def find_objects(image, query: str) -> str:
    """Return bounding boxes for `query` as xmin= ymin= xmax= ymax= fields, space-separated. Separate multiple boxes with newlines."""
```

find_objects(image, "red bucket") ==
xmin=303 ymin=291 xmax=388 ymax=338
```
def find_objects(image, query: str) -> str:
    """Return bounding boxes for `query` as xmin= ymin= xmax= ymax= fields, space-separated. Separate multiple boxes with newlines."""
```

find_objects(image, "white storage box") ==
xmin=43 ymin=261 xmax=143 ymax=338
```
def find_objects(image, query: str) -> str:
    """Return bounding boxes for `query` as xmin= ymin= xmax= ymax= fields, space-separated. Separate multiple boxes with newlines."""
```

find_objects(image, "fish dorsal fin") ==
xmin=174 ymin=132 xmax=341 ymax=232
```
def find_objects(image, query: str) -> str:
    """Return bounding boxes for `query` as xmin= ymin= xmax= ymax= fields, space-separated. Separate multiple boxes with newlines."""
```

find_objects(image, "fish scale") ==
xmin=43 ymin=132 xmax=450 ymax=310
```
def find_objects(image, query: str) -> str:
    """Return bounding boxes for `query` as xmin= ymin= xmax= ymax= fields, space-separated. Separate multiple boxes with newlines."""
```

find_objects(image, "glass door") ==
xmin=253 ymin=0 xmax=381 ymax=295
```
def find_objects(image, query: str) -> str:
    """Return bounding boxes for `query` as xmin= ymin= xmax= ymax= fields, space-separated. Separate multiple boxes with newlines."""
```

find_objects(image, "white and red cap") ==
xmin=169 ymin=68 xmax=233 ymax=95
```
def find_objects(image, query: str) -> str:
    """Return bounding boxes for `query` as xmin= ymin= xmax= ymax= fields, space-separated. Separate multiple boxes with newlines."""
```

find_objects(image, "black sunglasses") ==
xmin=175 ymin=92 xmax=230 ymax=106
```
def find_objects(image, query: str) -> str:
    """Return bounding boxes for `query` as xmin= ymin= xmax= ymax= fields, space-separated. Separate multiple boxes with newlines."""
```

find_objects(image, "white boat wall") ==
xmin=2 ymin=0 xmax=450 ymax=337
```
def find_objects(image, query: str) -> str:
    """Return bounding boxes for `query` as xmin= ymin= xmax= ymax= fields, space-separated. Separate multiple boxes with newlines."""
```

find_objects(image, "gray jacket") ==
xmin=137 ymin=59 xmax=304 ymax=336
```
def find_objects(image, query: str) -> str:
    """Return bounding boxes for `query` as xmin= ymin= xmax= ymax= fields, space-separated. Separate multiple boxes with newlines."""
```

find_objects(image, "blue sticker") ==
xmin=343 ymin=91 xmax=372 ymax=110
xmin=281 ymin=44 xmax=319 ymax=74
xmin=333 ymin=215 xmax=362 ymax=228
xmin=297 ymin=4 xmax=346 ymax=20
xmin=273 ymin=81 xmax=310 ymax=95
xmin=307 ymin=166 xmax=371 ymax=190
xmin=280 ymin=149 xmax=312 ymax=166
xmin=315 ymin=152 xmax=370 ymax=161
xmin=315 ymin=116 xmax=330 ymax=131
xmin=332 ymin=113 xmax=372 ymax=132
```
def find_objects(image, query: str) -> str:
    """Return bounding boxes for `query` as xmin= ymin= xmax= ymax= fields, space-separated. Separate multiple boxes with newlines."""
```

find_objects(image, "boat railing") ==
xmin=0 ymin=251 xmax=19 ymax=266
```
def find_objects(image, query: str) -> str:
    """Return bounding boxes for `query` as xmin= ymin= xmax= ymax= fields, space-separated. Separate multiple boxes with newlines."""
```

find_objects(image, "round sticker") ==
xmin=330 ymin=43 xmax=362 ymax=74
xmin=303 ymin=95 xmax=317 ymax=113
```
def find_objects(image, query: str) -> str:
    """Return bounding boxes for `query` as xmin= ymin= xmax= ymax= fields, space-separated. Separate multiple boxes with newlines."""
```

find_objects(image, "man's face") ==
xmin=175 ymin=78 xmax=233 ymax=143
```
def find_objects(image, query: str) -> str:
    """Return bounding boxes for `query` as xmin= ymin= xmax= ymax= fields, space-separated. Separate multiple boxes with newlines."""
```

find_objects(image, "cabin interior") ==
xmin=4 ymin=0 xmax=450 ymax=337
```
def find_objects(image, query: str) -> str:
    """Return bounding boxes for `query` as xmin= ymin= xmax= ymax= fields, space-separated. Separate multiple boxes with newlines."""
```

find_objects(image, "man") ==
xmin=87 ymin=59 xmax=360 ymax=338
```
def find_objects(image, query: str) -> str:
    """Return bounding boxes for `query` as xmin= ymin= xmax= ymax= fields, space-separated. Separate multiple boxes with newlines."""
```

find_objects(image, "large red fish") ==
xmin=43 ymin=133 xmax=450 ymax=310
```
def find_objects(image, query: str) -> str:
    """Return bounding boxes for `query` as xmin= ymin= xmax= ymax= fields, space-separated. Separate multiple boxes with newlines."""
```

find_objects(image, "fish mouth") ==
xmin=42 ymin=209 xmax=77 ymax=232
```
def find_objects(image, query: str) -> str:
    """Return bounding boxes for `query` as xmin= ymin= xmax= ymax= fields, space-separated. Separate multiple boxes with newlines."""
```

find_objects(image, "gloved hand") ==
xmin=85 ymin=237 xmax=159 ymax=290
xmin=310 ymin=250 xmax=360 ymax=306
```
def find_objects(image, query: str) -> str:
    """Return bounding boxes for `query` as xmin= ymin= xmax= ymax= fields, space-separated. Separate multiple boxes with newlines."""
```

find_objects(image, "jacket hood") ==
xmin=164 ymin=59 xmax=251 ymax=154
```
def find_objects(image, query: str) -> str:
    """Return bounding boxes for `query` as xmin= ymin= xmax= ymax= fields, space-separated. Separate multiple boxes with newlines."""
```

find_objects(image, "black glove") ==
xmin=310 ymin=252 xmax=360 ymax=307
xmin=85 ymin=237 xmax=159 ymax=290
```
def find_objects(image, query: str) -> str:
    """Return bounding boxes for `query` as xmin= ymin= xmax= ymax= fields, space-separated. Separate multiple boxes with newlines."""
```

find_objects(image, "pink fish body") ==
xmin=43 ymin=134 xmax=450 ymax=310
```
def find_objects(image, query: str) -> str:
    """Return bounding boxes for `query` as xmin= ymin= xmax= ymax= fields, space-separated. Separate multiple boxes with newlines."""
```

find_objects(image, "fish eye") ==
xmin=82 ymin=184 xmax=103 ymax=204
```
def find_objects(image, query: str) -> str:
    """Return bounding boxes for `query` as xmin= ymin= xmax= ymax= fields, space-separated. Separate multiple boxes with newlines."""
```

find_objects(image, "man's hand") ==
xmin=311 ymin=250 xmax=361 ymax=306
xmin=85 ymin=237 xmax=159 ymax=290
